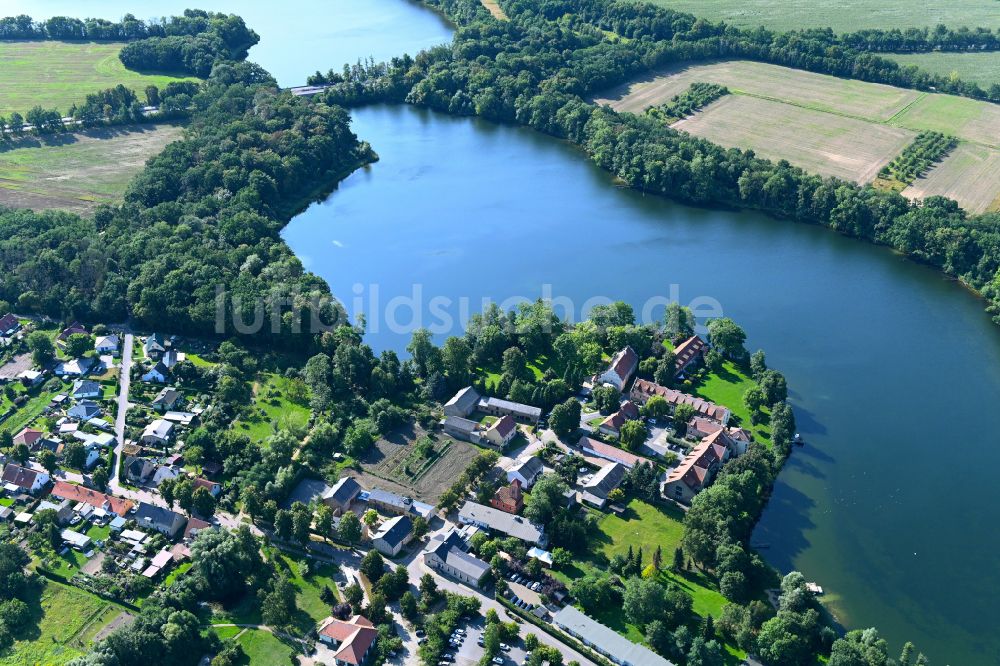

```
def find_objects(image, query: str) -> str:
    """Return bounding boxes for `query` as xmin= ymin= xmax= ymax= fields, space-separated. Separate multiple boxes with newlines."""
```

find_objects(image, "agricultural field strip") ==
xmin=597 ymin=61 xmax=1000 ymax=150
xmin=671 ymin=94 xmax=916 ymax=183
xmin=901 ymin=142 xmax=1000 ymax=213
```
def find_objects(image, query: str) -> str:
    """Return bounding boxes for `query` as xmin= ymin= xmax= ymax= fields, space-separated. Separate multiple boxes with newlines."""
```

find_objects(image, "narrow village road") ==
xmin=109 ymin=332 xmax=133 ymax=497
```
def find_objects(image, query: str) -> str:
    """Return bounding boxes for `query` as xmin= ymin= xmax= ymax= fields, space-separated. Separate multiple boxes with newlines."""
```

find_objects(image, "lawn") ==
xmin=0 ymin=581 xmax=117 ymax=666
xmin=594 ymin=499 xmax=686 ymax=564
xmin=0 ymin=124 xmax=184 ymax=214
xmin=0 ymin=40 xmax=198 ymax=116
xmin=164 ymin=561 xmax=192 ymax=588
xmin=235 ymin=629 xmax=298 ymax=664
xmin=3 ymin=381 xmax=68 ymax=434
xmin=552 ymin=499 xmax=742 ymax=661
xmin=886 ymin=52 xmax=1000 ymax=89
xmin=645 ymin=0 xmax=1000 ymax=32
xmin=273 ymin=552 xmax=340 ymax=628
xmin=689 ymin=359 xmax=772 ymax=446
xmin=233 ymin=373 xmax=311 ymax=442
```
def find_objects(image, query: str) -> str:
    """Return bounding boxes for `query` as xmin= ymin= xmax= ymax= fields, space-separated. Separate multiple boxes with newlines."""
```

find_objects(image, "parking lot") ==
xmin=447 ymin=617 xmax=530 ymax=666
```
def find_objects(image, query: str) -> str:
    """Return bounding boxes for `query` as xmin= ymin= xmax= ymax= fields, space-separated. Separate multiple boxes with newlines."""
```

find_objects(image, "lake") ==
xmin=284 ymin=103 xmax=1000 ymax=663
xmin=9 ymin=0 xmax=1000 ymax=662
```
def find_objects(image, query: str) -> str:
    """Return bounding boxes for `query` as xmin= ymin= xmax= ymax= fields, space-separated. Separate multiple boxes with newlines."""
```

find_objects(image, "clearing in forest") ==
xmin=672 ymin=95 xmax=915 ymax=183
xmin=902 ymin=143 xmax=1000 ymax=214
xmin=480 ymin=0 xmax=509 ymax=20
xmin=0 ymin=124 xmax=183 ymax=214
xmin=0 ymin=41 xmax=198 ymax=117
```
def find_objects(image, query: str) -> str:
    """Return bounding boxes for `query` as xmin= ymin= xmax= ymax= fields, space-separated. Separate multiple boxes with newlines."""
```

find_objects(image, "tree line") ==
xmin=0 ymin=81 xmax=200 ymax=137
xmin=646 ymin=82 xmax=729 ymax=123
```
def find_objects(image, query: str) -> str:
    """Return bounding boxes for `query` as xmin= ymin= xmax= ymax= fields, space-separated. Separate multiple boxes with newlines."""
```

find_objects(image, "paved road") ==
xmin=110 ymin=332 xmax=133 ymax=498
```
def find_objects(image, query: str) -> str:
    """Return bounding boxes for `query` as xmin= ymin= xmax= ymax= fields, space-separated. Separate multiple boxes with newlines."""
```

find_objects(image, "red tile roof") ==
xmin=607 ymin=346 xmax=638 ymax=382
xmin=57 ymin=322 xmax=87 ymax=341
xmin=577 ymin=437 xmax=650 ymax=468
xmin=1 ymin=464 xmax=42 ymax=490
xmin=319 ymin=616 xmax=378 ymax=665
xmin=598 ymin=401 xmax=641 ymax=434
xmin=489 ymin=414 xmax=517 ymax=439
xmin=666 ymin=430 xmax=734 ymax=492
xmin=491 ymin=480 xmax=524 ymax=514
xmin=630 ymin=379 xmax=730 ymax=423
xmin=51 ymin=480 xmax=135 ymax=516
xmin=0 ymin=313 xmax=18 ymax=332
xmin=673 ymin=336 xmax=706 ymax=374
xmin=193 ymin=478 xmax=219 ymax=492
xmin=183 ymin=517 xmax=211 ymax=541
xmin=13 ymin=427 xmax=43 ymax=447
xmin=687 ymin=417 xmax=723 ymax=438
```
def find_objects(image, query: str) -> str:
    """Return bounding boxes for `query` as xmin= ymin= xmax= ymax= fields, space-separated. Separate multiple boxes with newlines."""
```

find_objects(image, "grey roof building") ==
xmin=552 ymin=605 xmax=676 ymax=666
xmin=68 ymin=400 xmax=102 ymax=421
xmin=372 ymin=515 xmax=413 ymax=556
xmin=423 ymin=538 xmax=490 ymax=587
xmin=444 ymin=386 xmax=481 ymax=418
xmin=477 ymin=397 xmax=541 ymax=423
xmin=507 ymin=456 xmax=544 ymax=489
xmin=580 ymin=462 xmax=628 ymax=508
xmin=322 ymin=477 xmax=362 ymax=512
xmin=458 ymin=501 xmax=546 ymax=546
xmin=135 ymin=502 xmax=187 ymax=539
xmin=442 ymin=415 xmax=481 ymax=443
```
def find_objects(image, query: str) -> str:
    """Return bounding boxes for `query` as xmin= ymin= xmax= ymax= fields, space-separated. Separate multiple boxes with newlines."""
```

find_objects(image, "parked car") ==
xmin=492 ymin=658 xmax=504 ymax=665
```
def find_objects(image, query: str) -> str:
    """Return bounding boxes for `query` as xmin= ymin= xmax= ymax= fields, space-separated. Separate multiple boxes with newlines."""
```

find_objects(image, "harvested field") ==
xmin=0 ymin=41 xmax=197 ymax=117
xmin=593 ymin=60 xmax=920 ymax=121
xmin=645 ymin=0 xmax=1000 ymax=33
xmin=902 ymin=143 xmax=1000 ymax=214
xmin=350 ymin=422 xmax=479 ymax=503
xmin=0 ymin=124 xmax=183 ymax=214
xmin=673 ymin=95 xmax=915 ymax=183
xmin=889 ymin=93 xmax=1000 ymax=148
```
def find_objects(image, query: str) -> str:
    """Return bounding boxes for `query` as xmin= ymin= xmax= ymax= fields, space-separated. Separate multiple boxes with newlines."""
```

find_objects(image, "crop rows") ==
xmin=647 ymin=81 xmax=729 ymax=123
xmin=880 ymin=131 xmax=958 ymax=184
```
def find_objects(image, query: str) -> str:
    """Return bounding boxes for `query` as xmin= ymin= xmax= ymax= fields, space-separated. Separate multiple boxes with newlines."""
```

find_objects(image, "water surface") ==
xmin=283 ymin=105 xmax=1000 ymax=665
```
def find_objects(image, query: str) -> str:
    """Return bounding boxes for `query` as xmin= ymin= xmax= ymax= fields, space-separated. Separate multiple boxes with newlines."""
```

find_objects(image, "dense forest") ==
xmin=0 ymin=10 xmax=259 ymax=78
xmin=311 ymin=0 xmax=1000 ymax=327
xmin=0 ymin=58 xmax=373 ymax=349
